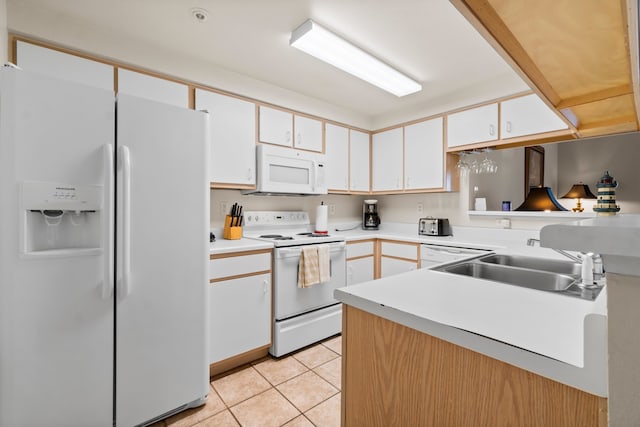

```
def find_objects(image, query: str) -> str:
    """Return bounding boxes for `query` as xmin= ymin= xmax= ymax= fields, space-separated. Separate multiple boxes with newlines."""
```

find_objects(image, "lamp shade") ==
xmin=561 ymin=183 xmax=597 ymax=199
xmin=515 ymin=187 xmax=568 ymax=211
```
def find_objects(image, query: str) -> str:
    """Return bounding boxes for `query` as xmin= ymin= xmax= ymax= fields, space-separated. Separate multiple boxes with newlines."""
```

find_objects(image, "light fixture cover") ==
xmin=290 ymin=19 xmax=422 ymax=97
xmin=515 ymin=187 xmax=568 ymax=211
xmin=561 ymin=183 xmax=597 ymax=199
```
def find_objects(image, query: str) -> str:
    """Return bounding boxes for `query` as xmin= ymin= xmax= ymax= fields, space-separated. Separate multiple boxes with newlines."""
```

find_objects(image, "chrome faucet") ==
xmin=526 ymin=238 xmax=603 ymax=288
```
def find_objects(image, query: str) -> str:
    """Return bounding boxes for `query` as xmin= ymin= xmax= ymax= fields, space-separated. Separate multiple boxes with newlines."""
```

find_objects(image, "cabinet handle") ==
xmin=296 ymin=133 xmax=302 ymax=146
xmin=286 ymin=131 xmax=291 ymax=143
xmin=489 ymin=124 xmax=495 ymax=136
xmin=506 ymin=121 xmax=512 ymax=133
xmin=406 ymin=177 xmax=411 ymax=187
xmin=247 ymin=168 xmax=252 ymax=181
xmin=397 ymin=177 xmax=401 ymax=188
xmin=263 ymin=279 xmax=269 ymax=294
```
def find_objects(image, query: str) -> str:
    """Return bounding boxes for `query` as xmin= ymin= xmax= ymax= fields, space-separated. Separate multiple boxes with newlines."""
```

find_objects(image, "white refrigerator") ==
xmin=0 ymin=67 xmax=210 ymax=426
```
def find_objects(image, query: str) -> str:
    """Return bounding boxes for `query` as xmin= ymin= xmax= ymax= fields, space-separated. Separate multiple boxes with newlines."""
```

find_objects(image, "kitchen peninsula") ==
xmin=335 ymin=246 xmax=608 ymax=426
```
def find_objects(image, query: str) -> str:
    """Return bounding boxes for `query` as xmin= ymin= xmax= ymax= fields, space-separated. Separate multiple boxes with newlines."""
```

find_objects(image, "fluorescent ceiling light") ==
xmin=290 ymin=19 xmax=422 ymax=97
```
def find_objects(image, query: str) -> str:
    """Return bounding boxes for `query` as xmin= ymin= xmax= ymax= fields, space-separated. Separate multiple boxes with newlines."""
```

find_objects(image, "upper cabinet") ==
xmin=404 ymin=117 xmax=444 ymax=190
xmin=195 ymin=89 xmax=256 ymax=188
xmin=349 ymin=130 xmax=371 ymax=192
xmin=117 ymin=68 xmax=189 ymax=109
xmin=500 ymin=94 xmax=568 ymax=139
xmin=447 ymin=103 xmax=498 ymax=148
xmin=325 ymin=123 xmax=349 ymax=191
xmin=259 ymin=106 xmax=293 ymax=147
xmin=372 ymin=128 xmax=403 ymax=192
xmin=15 ymin=40 xmax=114 ymax=91
xmin=294 ymin=115 xmax=323 ymax=152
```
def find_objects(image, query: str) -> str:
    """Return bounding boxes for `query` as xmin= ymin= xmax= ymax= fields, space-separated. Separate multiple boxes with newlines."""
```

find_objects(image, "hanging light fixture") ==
xmin=515 ymin=187 xmax=568 ymax=212
xmin=560 ymin=182 xmax=597 ymax=212
xmin=290 ymin=19 xmax=422 ymax=97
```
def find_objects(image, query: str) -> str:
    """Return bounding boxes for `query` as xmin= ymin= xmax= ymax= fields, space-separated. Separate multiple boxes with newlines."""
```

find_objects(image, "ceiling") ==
xmin=6 ymin=0 xmax=529 ymax=122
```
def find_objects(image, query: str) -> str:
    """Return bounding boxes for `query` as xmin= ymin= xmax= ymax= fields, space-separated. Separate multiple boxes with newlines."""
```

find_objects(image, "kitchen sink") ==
xmin=478 ymin=254 xmax=582 ymax=276
xmin=434 ymin=254 xmax=604 ymax=300
xmin=442 ymin=262 xmax=574 ymax=291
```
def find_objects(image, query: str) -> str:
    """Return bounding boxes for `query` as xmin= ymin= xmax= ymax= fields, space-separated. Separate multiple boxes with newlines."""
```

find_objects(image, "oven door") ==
xmin=273 ymin=242 xmax=346 ymax=320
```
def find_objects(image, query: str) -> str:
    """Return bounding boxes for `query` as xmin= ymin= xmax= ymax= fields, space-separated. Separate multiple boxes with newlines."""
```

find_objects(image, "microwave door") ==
xmin=262 ymin=156 xmax=315 ymax=194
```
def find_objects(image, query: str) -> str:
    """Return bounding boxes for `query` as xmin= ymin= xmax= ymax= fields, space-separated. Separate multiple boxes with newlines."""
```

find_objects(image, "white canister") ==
xmin=315 ymin=203 xmax=329 ymax=234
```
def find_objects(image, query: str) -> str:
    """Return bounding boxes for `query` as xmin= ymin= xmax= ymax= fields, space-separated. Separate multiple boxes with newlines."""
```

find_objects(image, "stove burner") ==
xmin=274 ymin=236 xmax=294 ymax=240
xmin=260 ymin=234 xmax=283 ymax=238
xmin=296 ymin=232 xmax=331 ymax=238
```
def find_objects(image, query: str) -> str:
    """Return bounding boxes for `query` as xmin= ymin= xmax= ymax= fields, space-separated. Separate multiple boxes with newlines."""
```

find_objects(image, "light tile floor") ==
xmin=152 ymin=335 xmax=342 ymax=427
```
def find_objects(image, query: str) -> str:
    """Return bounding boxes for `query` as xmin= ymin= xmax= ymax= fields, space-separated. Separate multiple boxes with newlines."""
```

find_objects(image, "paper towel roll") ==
xmin=315 ymin=203 xmax=328 ymax=234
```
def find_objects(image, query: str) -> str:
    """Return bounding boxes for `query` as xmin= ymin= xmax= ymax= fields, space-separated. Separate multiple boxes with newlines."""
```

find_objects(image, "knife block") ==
xmin=223 ymin=215 xmax=242 ymax=240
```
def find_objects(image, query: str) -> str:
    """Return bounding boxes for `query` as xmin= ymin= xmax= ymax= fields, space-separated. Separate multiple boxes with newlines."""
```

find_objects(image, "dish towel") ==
xmin=318 ymin=244 xmax=331 ymax=283
xmin=298 ymin=245 xmax=331 ymax=288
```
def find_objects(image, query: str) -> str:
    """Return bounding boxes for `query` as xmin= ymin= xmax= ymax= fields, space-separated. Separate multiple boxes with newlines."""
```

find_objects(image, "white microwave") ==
xmin=243 ymin=144 xmax=327 ymax=195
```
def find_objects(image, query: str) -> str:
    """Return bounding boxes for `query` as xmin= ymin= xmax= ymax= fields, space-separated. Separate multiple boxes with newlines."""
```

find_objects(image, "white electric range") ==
xmin=243 ymin=211 xmax=346 ymax=357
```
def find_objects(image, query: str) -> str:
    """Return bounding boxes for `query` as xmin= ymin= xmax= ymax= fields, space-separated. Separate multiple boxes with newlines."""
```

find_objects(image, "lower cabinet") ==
xmin=379 ymin=240 xmax=419 ymax=278
xmin=347 ymin=257 xmax=374 ymax=286
xmin=209 ymin=249 xmax=272 ymax=375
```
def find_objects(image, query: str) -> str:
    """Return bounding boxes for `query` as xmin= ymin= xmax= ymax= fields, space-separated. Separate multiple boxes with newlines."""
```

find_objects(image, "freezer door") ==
xmin=115 ymin=94 xmax=209 ymax=426
xmin=0 ymin=68 xmax=115 ymax=426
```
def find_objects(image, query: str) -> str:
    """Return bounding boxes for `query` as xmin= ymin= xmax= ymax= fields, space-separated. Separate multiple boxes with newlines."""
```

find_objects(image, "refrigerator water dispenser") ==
xmin=20 ymin=181 xmax=103 ymax=257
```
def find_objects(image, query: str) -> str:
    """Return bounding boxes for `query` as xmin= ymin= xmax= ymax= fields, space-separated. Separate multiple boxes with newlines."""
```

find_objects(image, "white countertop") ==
xmin=209 ymin=238 xmax=273 ymax=255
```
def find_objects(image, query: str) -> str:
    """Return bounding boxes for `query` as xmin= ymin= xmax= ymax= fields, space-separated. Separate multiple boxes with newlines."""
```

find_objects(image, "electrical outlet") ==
xmin=417 ymin=203 xmax=424 ymax=214
xmin=497 ymin=218 xmax=511 ymax=229
xmin=329 ymin=204 xmax=336 ymax=215
xmin=219 ymin=201 xmax=228 ymax=216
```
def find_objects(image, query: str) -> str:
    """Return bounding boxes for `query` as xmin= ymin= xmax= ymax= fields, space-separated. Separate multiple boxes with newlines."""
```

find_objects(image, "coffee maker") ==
xmin=362 ymin=199 xmax=381 ymax=230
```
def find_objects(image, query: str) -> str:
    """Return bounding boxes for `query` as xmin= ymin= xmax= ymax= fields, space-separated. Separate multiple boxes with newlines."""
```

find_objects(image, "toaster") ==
xmin=418 ymin=217 xmax=451 ymax=236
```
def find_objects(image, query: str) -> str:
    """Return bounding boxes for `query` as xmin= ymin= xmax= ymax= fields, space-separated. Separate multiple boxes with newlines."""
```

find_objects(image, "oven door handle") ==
xmin=275 ymin=242 xmax=346 ymax=257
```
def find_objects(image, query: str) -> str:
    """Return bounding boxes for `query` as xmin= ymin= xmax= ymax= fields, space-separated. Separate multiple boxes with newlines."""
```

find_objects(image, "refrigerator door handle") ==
xmin=118 ymin=145 xmax=132 ymax=298
xmin=102 ymin=144 xmax=115 ymax=299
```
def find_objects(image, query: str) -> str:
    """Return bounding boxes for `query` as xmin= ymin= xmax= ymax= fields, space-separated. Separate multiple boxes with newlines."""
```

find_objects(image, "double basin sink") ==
xmin=434 ymin=254 xmax=603 ymax=300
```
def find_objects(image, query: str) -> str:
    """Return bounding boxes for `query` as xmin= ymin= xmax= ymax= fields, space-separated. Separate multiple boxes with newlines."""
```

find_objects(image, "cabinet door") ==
xmin=325 ymin=124 xmax=349 ymax=191
xmin=294 ymin=115 xmax=323 ymax=152
xmin=405 ymin=118 xmax=444 ymax=189
xmin=195 ymin=89 xmax=256 ymax=186
xmin=447 ymin=103 xmax=498 ymax=148
xmin=259 ymin=106 xmax=293 ymax=146
xmin=380 ymin=257 xmax=417 ymax=278
xmin=349 ymin=130 xmax=370 ymax=192
xmin=117 ymin=68 xmax=189 ymax=108
xmin=16 ymin=40 xmax=114 ymax=91
xmin=500 ymin=94 xmax=568 ymax=138
xmin=209 ymin=273 xmax=271 ymax=364
xmin=347 ymin=256 xmax=374 ymax=286
xmin=372 ymin=128 xmax=403 ymax=191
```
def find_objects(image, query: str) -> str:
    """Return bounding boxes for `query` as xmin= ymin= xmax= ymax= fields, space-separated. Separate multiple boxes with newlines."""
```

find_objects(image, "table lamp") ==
xmin=561 ymin=183 xmax=597 ymax=212
xmin=515 ymin=187 xmax=567 ymax=211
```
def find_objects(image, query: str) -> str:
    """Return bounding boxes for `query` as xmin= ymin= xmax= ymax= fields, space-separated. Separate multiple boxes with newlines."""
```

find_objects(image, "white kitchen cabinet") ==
xmin=259 ymin=105 xmax=293 ymax=146
xmin=404 ymin=117 xmax=444 ymax=189
xmin=346 ymin=240 xmax=376 ymax=286
xmin=294 ymin=115 xmax=323 ymax=152
xmin=447 ymin=103 xmax=498 ymax=148
xmin=380 ymin=257 xmax=417 ymax=277
xmin=15 ymin=40 xmax=114 ymax=91
xmin=209 ymin=273 xmax=271 ymax=363
xmin=208 ymin=250 xmax=272 ymax=366
xmin=195 ymin=89 xmax=256 ymax=187
xmin=500 ymin=94 xmax=568 ymax=138
xmin=380 ymin=240 xmax=419 ymax=278
xmin=117 ymin=68 xmax=189 ymax=108
xmin=325 ymin=123 xmax=350 ymax=191
xmin=349 ymin=130 xmax=371 ymax=192
xmin=372 ymin=128 xmax=403 ymax=191
xmin=347 ymin=257 xmax=375 ymax=286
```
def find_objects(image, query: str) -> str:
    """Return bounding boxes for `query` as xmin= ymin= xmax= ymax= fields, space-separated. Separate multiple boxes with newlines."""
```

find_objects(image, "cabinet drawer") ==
xmin=380 ymin=257 xmax=418 ymax=278
xmin=381 ymin=241 xmax=418 ymax=260
xmin=347 ymin=241 xmax=375 ymax=259
xmin=210 ymin=252 xmax=271 ymax=280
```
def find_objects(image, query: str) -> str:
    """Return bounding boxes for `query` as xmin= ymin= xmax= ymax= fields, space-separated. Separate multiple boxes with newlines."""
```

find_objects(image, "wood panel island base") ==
xmin=341 ymin=306 xmax=607 ymax=427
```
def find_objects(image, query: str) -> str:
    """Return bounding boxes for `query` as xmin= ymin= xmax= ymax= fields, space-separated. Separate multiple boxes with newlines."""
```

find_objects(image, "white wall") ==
xmin=0 ymin=0 xmax=7 ymax=63
xmin=210 ymin=189 xmax=365 ymax=231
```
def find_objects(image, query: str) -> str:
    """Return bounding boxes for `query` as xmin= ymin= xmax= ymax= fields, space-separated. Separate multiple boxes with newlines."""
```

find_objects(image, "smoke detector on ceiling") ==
xmin=191 ymin=8 xmax=209 ymax=23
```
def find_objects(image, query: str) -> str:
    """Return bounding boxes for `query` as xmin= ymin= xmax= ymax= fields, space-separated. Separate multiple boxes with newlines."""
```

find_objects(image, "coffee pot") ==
xmin=362 ymin=199 xmax=381 ymax=230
